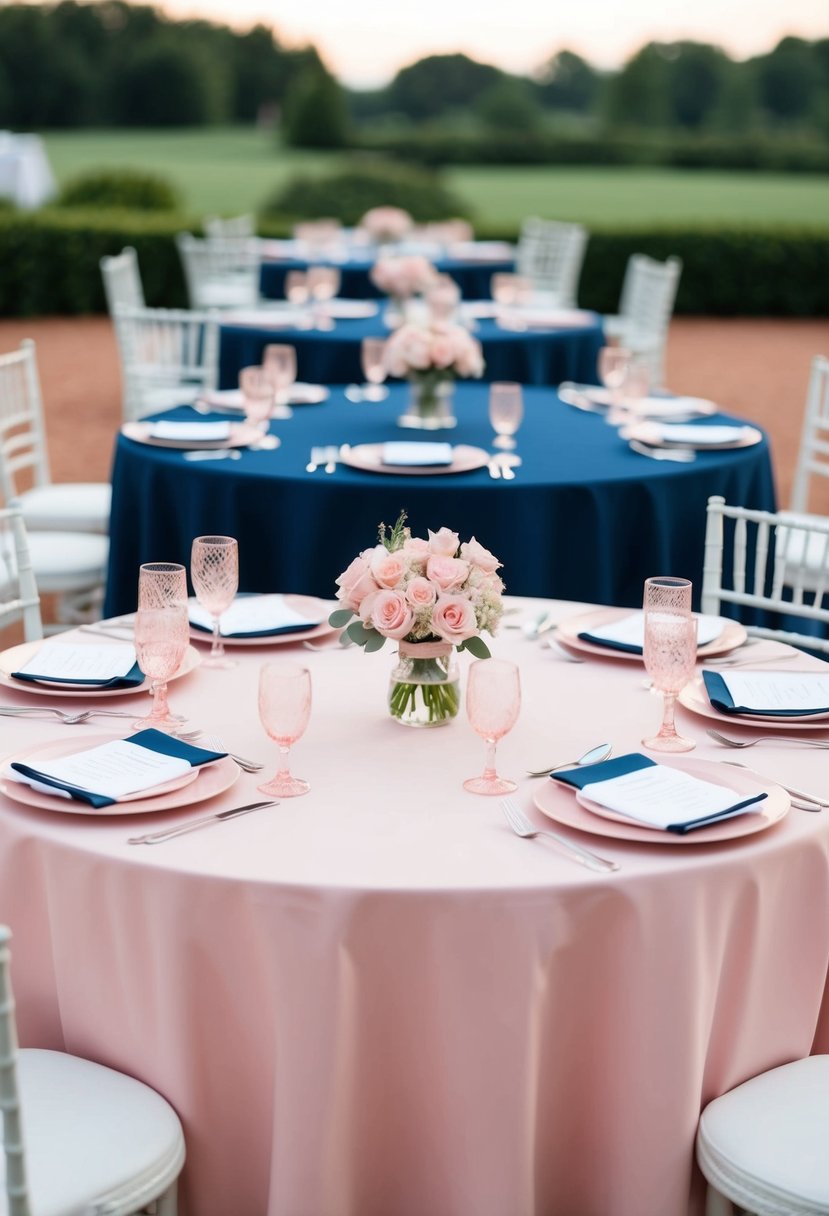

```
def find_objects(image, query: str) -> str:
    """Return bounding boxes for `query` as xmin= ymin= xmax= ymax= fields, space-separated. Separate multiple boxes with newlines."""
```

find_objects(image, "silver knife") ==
xmin=128 ymin=799 xmax=278 ymax=845
xmin=721 ymin=761 xmax=827 ymax=810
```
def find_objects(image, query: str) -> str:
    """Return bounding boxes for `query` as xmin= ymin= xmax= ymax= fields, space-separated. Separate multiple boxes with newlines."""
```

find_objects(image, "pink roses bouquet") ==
xmin=369 ymin=255 xmax=439 ymax=300
xmin=330 ymin=515 xmax=503 ymax=656
xmin=359 ymin=206 xmax=413 ymax=244
xmin=383 ymin=321 xmax=484 ymax=381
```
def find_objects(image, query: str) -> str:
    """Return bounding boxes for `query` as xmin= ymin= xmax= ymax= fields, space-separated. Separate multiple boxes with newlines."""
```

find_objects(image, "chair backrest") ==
xmin=113 ymin=304 xmax=219 ymax=422
xmin=0 ymin=340 xmax=50 ymax=502
xmin=100 ymin=246 xmax=145 ymax=315
xmin=204 ymin=213 xmax=255 ymax=241
xmin=0 ymin=926 xmax=30 ymax=1215
xmin=0 ymin=506 xmax=43 ymax=641
xmin=615 ymin=253 xmax=682 ymax=388
xmin=702 ymin=495 xmax=829 ymax=653
xmin=790 ymin=355 xmax=829 ymax=514
xmin=516 ymin=218 xmax=588 ymax=308
xmin=175 ymin=232 xmax=260 ymax=309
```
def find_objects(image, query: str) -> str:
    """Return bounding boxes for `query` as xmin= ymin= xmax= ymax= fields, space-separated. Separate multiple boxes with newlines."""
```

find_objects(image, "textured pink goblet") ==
xmin=257 ymin=662 xmax=312 ymax=798
xmin=191 ymin=535 xmax=239 ymax=669
xmin=463 ymin=658 xmax=521 ymax=795
xmin=642 ymin=576 xmax=698 ymax=753
xmin=133 ymin=562 xmax=189 ymax=731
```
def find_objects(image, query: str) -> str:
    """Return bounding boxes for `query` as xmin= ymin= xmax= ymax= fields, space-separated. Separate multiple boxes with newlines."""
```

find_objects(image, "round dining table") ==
xmin=218 ymin=311 xmax=605 ymax=389
xmin=103 ymin=385 xmax=775 ymax=617
xmin=1 ymin=600 xmax=828 ymax=1216
xmin=258 ymin=240 xmax=515 ymax=301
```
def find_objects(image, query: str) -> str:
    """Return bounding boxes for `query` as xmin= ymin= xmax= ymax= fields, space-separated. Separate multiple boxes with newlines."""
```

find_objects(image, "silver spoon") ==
xmin=527 ymin=741 xmax=613 ymax=779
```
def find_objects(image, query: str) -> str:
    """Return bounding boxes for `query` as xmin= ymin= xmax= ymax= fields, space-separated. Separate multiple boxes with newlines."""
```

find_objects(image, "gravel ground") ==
xmin=1 ymin=314 xmax=828 ymax=513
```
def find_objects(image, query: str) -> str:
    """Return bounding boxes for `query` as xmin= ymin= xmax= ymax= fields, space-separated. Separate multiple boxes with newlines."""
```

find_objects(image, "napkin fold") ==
xmin=551 ymin=752 xmax=767 ymax=834
xmin=381 ymin=442 xmax=454 ymax=467
xmin=11 ymin=641 xmax=144 ymax=689
xmin=9 ymin=729 xmax=226 ymax=808
xmin=577 ymin=612 xmax=723 ymax=655
xmin=148 ymin=420 xmax=232 ymax=442
xmin=188 ymin=594 xmax=323 ymax=638
xmin=702 ymin=669 xmax=829 ymax=717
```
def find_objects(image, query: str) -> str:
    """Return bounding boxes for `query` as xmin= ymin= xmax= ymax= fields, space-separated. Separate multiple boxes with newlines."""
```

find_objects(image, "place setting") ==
xmin=552 ymin=605 xmax=747 ymax=662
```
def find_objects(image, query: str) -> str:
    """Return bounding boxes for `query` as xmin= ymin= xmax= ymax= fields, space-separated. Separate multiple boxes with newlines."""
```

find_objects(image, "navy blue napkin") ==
xmin=550 ymin=751 xmax=767 ymax=835
xmin=10 ymin=729 xmax=226 ymax=809
xmin=576 ymin=632 xmax=642 ymax=654
xmin=190 ymin=594 xmax=320 ymax=639
xmin=11 ymin=661 xmax=144 ymax=690
xmin=702 ymin=669 xmax=829 ymax=717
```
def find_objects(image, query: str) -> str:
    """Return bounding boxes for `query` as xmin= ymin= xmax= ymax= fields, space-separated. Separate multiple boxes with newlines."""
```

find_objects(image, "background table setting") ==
xmin=103 ymin=382 xmax=775 ymax=615
xmin=1 ymin=589 xmax=829 ymax=1216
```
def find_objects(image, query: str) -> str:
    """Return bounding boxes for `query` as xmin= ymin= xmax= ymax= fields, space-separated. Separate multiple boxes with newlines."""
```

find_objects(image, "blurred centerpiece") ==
xmin=358 ymin=205 xmax=414 ymax=246
xmin=384 ymin=321 xmax=484 ymax=429
xmin=370 ymin=254 xmax=438 ymax=328
xmin=329 ymin=513 xmax=504 ymax=728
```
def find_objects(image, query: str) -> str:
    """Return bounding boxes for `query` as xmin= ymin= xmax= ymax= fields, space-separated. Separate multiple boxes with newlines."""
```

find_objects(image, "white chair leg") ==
xmin=706 ymin=1185 xmax=735 ymax=1216
xmin=152 ymin=1183 xmax=178 ymax=1216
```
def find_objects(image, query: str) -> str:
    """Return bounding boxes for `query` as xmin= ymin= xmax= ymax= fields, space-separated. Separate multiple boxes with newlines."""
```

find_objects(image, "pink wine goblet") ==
xmin=642 ymin=576 xmax=698 ymax=753
xmin=190 ymin=535 xmax=239 ymax=669
xmin=133 ymin=562 xmax=189 ymax=731
xmin=463 ymin=658 xmax=521 ymax=795
xmin=257 ymin=662 xmax=312 ymax=798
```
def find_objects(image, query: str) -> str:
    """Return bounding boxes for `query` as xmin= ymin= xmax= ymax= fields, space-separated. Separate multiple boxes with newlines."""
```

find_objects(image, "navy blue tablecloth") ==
xmin=259 ymin=255 xmax=514 ymax=302
xmin=104 ymin=384 xmax=776 ymax=616
xmin=220 ymin=314 xmax=605 ymax=390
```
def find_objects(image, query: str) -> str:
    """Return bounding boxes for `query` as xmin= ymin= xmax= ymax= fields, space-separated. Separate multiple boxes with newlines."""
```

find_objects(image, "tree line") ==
xmin=0 ymin=1 xmax=827 ymax=149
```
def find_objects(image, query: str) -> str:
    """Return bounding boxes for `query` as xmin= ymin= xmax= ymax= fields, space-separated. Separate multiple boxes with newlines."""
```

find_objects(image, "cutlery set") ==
xmin=628 ymin=440 xmax=696 ymax=463
xmin=306 ymin=445 xmax=346 ymax=473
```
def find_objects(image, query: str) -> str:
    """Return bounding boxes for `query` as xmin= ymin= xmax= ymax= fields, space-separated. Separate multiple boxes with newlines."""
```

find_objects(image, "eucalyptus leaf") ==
xmin=460 ymin=635 xmax=491 ymax=659
xmin=363 ymin=630 xmax=386 ymax=653
xmin=328 ymin=608 xmax=354 ymax=628
xmin=346 ymin=620 xmax=371 ymax=645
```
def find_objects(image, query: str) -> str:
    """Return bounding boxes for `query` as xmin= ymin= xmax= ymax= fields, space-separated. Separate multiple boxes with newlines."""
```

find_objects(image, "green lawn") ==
xmin=42 ymin=127 xmax=829 ymax=229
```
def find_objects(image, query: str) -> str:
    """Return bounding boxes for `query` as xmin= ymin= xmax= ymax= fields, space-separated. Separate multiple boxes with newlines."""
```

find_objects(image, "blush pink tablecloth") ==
xmin=1 ymin=598 xmax=828 ymax=1216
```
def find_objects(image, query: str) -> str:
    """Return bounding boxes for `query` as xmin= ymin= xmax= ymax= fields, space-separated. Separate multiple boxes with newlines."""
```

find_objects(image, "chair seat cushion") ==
xmin=0 ymin=1048 xmax=184 ymax=1216
xmin=697 ymin=1055 xmax=829 ymax=1215
xmin=18 ymin=484 xmax=111 ymax=534
xmin=23 ymin=531 xmax=108 ymax=593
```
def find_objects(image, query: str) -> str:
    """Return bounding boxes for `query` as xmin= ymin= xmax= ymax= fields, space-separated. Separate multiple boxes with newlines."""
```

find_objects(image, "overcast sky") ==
xmin=154 ymin=0 xmax=829 ymax=86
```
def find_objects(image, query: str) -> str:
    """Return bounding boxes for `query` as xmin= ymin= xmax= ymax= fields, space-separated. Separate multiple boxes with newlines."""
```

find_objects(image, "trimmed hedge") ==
xmin=0 ymin=208 xmax=827 ymax=317
xmin=56 ymin=169 xmax=182 ymax=212
xmin=262 ymin=160 xmax=471 ymax=225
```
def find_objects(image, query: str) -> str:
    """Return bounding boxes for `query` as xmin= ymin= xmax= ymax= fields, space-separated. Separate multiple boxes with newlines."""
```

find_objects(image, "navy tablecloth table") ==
xmin=219 ymin=314 xmax=605 ymax=390
xmin=104 ymin=384 xmax=776 ymax=617
xmin=259 ymin=255 xmax=514 ymax=302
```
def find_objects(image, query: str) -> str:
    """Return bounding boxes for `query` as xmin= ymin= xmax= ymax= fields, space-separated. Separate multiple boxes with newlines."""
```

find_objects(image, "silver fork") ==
xmin=545 ymin=637 xmax=585 ymax=662
xmin=189 ymin=732 xmax=263 ymax=773
xmin=706 ymin=728 xmax=829 ymax=749
xmin=629 ymin=440 xmax=696 ymax=463
xmin=500 ymin=797 xmax=620 ymax=873
xmin=705 ymin=652 xmax=801 ymax=668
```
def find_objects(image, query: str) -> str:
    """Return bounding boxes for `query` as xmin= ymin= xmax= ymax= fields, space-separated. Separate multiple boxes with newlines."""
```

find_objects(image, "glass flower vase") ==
xmin=388 ymin=642 xmax=460 ymax=727
xmin=397 ymin=374 xmax=457 ymax=430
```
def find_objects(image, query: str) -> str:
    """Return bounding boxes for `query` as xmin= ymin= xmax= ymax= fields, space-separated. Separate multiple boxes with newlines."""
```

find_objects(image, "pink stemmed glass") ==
xmin=239 ymin=365 xmax=275 ymax=433
xmin=263 ymin=344 xmax=296 ymax=420
xmin=463 ymin=659 xmax=521 ymax=795
xmin=307 ymin=265 xmax=340 ymax=330
xmin=361 ymin=337 xmax=389 ymax=401
xmin=598 ymin=345 xmax=633 ymax=425
xmin=132 ymin=562 xmax=189 ymax=732
xmin=489 ymin=382 xmax=524 ymax=451
xmin=257 ymin=662 xmax=312 ymax=797
xmin=642 ymin=576 xmax=698 ymax=753
xmin=190 ymin=535 xmax=239 ymax=669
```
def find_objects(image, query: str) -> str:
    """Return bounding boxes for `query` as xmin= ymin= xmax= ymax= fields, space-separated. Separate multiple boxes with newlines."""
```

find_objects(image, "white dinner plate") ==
xmin=621 ymin=422 xmax=763 ymax=451
xmin=554 ymin=608 xmax=747 ymax=662
xmin=340 ymin=444 xmax=490 ymax=476
xmin=533 ymin=757 xmax=789 ymax=845
xmin=0 ymin=735 xmax=239 ymax=816
xmin=189 ymin=595 xmax=336 ymax=648
xmin=122 ymin=422 xmax=262 ymax=450
xmin=0 ymin=642 xmax=200 ymax=698
xmin=321 ymin=299 xmax=379 ymax=320
xmin=679 ymin=675 xmax=829 ymax=729
xmin=199 ymin=384 xmax=330 ymax=410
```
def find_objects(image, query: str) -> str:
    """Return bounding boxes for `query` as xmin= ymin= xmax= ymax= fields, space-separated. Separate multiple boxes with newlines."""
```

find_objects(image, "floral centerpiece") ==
xmin=370 ymin=255 xmax=439 ymax=328
xmin=329 ymin=513 xmax=505 ymax=727
xmin=383 ymin=320 xmax=484 ymax=429
xmin=359 ymin=206 xmax=413 ymax=245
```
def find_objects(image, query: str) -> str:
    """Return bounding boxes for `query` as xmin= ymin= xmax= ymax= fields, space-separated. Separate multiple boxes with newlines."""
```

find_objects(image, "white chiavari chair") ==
xmin=702 ymin=495 xmax=829 ymax=654
xmin=0 ymin=340 xmax=110 ymax=534
xmin=696 ymin=1055 xmax=829 ymax=1216
xmin=0 ymin=924 xmax=186 ymax=1216
xmin=112 ymin=304 xmax=219 ymax=422
xmin=175 ymin=232 xmax=260 ymax=310
xmin=515 ymin=217 xmax=588 ymax=308
xmin=774 ymin=355 xmax=829 ymax=581
xmin=100 ymin=246 xmax=145 ymax=316
xmin=604 ymin=253 xmax=682 ymax=389
xmin=0 ymin=506 xmax=42 ymax=641
xmin=204 ymin=213 xmax=256 ymax=241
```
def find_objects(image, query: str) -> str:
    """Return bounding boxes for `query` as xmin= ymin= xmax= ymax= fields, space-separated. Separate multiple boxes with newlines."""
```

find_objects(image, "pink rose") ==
xmin=430 ymin=334 xmax=457 ymax=369
xmin=431 ymin=595 xmax=478 ymax=643
xmin=428 ymin=527 xmax=460 ymax=556
xmin=403 ymin=536 xmax=430 ymax=556
xmin=405 ymin=576 xmax=437 ymax=608
xmin=426 ymin=554 xmax=469 ymax=592
xmin=460 ymin=537 xmax=501 ymax=573
xmin=369 ymin=546 xmax=407 ymax=589
xmin=370 ymin=589 xmax=414 ymax=640
xmin=335 ymin=553 xmax=377 ymax=610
